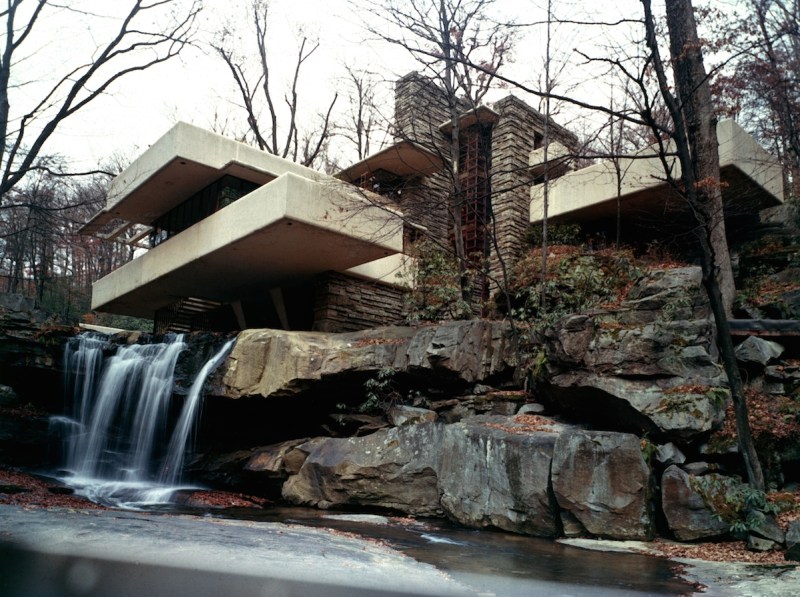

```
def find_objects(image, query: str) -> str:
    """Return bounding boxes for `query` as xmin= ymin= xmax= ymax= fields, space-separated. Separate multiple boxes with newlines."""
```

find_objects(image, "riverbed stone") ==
xmin=661 ymin=465 xmax=734 ymax=541
xmin=438 ymin=415 xmax=564 ymax=537
xmin=551 ymin=430 xmax=652 ymax=540
xmin=748 ymin=515 xmax=785 ymax=546
xmin=747 ymin=535 xmax=780 ymax=552
xmin=517 ymin=402 xmax=545 ymax=415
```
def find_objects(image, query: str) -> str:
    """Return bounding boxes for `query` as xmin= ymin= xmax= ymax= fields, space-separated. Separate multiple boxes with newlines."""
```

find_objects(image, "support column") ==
xmin=231 ymin=300 xmax=247 ymax=330
xmin=270 ymin=287 xmax=290 ymax=330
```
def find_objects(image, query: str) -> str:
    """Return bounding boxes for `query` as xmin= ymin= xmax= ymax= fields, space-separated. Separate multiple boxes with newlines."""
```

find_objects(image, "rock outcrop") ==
xmin=541 ymin=267 xmax=728 ymax=441
xmin=219 ymin=320 xmax=516 ymax=399
xmin=0 ymin=294 xmax=75 ymax=467
xmin=438 ymin=416 xmax=562 ymax=536
xmin=280 ymin=413 xmax=658 ymax=540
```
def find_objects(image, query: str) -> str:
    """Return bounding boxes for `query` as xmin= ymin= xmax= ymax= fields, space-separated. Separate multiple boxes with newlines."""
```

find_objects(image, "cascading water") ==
xmin=59 ymin=333 xmax=235 ymax=508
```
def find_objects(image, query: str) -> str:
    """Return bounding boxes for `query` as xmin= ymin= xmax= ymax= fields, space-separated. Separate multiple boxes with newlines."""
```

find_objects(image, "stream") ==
xmin=48 ymin=333 xmax=697 ymax=596
xmin=188 ymin=505 xmax=696 ymax=596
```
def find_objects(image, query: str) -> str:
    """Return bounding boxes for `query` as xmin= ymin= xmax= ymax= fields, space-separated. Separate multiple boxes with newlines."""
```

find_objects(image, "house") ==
xmin=80 ymin=123 xmax=408 ymax=333
xmin=530 ymin=119 xmax=785 ymax=243
xmin=81 ymin=73 xmax=784 ymax=333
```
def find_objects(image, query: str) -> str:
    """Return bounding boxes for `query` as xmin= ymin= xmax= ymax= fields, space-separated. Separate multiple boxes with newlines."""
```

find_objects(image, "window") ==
xmin=150 ymin=175 xmax=259 ymax=247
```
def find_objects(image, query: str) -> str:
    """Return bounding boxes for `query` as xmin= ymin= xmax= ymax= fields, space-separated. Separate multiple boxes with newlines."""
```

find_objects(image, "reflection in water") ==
xmin=212 ymin=507 xmax=695 ymax=597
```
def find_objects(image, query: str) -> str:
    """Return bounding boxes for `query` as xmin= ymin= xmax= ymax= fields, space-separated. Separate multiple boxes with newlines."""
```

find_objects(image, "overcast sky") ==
xmin=13 ymin=0 xmax=663 ymax=173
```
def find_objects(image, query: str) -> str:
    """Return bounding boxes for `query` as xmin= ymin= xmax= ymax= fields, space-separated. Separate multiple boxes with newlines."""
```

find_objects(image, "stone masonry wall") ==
xmin=394 ymin=73 xmax=581 ymax=306
xmin=489 ymin=96 xmax=579 ymax=291
xmin=312 ymin=272 xmax=406 ymax=332
xmin=394 ymin=73 xmax=452 ymax=242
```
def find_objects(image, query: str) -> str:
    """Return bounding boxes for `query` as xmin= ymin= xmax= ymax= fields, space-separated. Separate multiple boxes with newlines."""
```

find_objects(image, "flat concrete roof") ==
xmin=337 ymin=141 xmax=444 ymax=183
xmin=81 ymin=122 xmax=324 ymax=236
xmin=530 ymin=119 xmax=784 ymax=225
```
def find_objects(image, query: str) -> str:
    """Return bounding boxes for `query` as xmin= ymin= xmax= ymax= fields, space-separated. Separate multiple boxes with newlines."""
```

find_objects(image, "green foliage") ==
xmin=660 ymin=295 xmax=692 ymax=321
xmin=735 ymin=229 xmax=800 ymax=318
xmin=640 ymin=437 xmax=658 ymax=465
xmin=403 ymin=238 xmax=474 ymax=322
xmin=529 ymin=348 xmax=548 ymax=382
xmin=525 ymin=223 xmax=583 ymax=247
xmin=93 ymin=312 xmax=152 ymax=332
xmin=35 ymin=277 xmax=91 ymax=324
xmin=360 ymin=367 xmax=401 ymax=413
xmin=503 ymin=247 xmax=641 ymax=335
xmin=705 ymin=386 xmax=730 ymax=407
xmin=690 ymin=475 xmax=780 ymax=535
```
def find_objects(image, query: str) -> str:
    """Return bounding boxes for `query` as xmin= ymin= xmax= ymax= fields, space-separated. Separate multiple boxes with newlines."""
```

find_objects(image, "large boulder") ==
xmin=747 ymin=515 xmax=785 ymax=551
xmin=219 ymin=321 xmax=516 ymax=399
xmin=786 ymin=521 xmax=800 ymax=562
xmin=734 ymin=336 xmax=784 ymax=367
xmin=438 ymin=415 xmax=565 ymax=537
xmin=282 ymin=422 xmax=445 ymax=515
xmin=661 ymin=465 xmax=735 ymax=541
xmin=282 ymin=414 xmax=571 ymax=536
xmin=551 ymin=430 xmax=652 ymax=540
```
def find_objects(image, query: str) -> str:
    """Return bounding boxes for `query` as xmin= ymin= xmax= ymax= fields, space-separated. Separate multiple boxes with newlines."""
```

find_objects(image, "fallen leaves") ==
xmin=485 ymin=413 xmax=557 ymax=434
xmin=177 ymin=490 xmax=270 ymax=509
xmin=710 ymin=388 xmax=800 ymax=444
xmin=652 ymin=539 xmax=795 ymax=565
xmin=0 ymin=468 xmax=105 ymax=509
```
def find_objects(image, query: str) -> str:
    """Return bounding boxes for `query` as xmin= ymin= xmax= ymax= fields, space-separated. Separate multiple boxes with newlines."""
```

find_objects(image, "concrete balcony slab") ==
xmin=91 ymin=172 xmax=403 ymax=317
xmin=530 ymin=120 xmax=784 ymax=226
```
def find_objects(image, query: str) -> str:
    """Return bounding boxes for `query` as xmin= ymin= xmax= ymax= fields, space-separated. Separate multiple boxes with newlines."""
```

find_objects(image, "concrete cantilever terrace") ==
xmin=530 ymin=119 xmax=785 ymax=228
xmin=82 ymin=123 xmax=405 ymax=322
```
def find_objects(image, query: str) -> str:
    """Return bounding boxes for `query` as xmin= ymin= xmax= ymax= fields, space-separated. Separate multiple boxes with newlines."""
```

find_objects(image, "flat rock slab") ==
xmin=0 ymin=505 xmax=473 ymax=597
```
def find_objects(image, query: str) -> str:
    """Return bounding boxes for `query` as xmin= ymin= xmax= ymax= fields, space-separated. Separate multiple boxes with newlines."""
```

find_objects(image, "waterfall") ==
xmin=59 ymin=333 xmax=234 ymax=508
xmin=158 ymin=338 xmax=236 ymax=487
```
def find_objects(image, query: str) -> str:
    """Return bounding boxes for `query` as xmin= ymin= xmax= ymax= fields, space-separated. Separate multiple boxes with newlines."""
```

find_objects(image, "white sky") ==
xmin=9 ymin=0 xmax=663 ymax=173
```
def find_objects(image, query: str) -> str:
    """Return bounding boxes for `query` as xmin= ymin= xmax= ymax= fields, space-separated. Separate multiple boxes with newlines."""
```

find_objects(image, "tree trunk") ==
xmin=665 ymin=0 xmax=736 ymax=316
xmin=661 ymin=0 xmax=765 ymax=490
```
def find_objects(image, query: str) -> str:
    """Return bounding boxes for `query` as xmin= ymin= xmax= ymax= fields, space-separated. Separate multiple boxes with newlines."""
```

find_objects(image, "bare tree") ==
xmin=711 ymin=0 xmax=800 ymax=197
xmin=642 ymin=0 xmax=765 ymax=490
xmin=538 ymin=0 xmax=553 ymax=315
xmin=213 ymin=0 xmax=338 ymax=168
xmin=361 ymin=0 xmax=514 ymax=308
xmin=0 ymin=158 xmax=136 ymax=320
xmin=0 ymin=0 xmax=201 ymax=201
xmin=340 ymin=66 xmax=385 ymax=162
